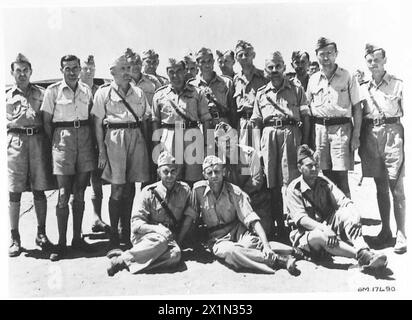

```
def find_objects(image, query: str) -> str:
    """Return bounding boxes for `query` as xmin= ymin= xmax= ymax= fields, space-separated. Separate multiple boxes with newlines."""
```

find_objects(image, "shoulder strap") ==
xmin=168 ymin=98 xmax=193 ymax=123
xmin=266 ymin=94 xmax=291 ymax=118
xmin=367 ymin=84 xmax=385 ymax=117
xmin=112 ymin=87 xmax=140 ymax=123
xmin=149 ymin=187 xmax=178 ymax=226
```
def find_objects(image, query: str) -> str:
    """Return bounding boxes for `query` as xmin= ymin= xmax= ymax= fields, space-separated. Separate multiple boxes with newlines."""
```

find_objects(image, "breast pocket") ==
xmin=310 ymin=87 xmax=325 ymax=106
xmin=55 ymin=99 xmax=72 ymax=119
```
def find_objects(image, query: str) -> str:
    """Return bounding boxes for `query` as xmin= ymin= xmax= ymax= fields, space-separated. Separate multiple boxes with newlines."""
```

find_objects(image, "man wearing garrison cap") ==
xmin=233 ymin=40 xmax=268 ymax=147
xmin=216 ymin=49 xmax=236 ymax=79
xmin=306 ymin=37 xmax=362 ymax=199
xmin=358 ymin=43 xmax=406 ymax=254
xmin=187 ymin=47 xmax=235 ymax=128
xmin=190 ymin=155 xmax=298 ymax=275
xmin=142 ymin=49 xmax=169 ymax=86
xmin=151 ymin=57 xmax=212 ymax=185
xmin=106 ymin=151 xmax=197 ymax=276
xmin=7 ymin=53 xmax=56 ymax=258
xmin=91 ymin=53 xmax=151 ymax=251
xmin=285 ymin=145 xmax=388 ymax=274
xmin=250 ymin=50 xmax=310 ymax=240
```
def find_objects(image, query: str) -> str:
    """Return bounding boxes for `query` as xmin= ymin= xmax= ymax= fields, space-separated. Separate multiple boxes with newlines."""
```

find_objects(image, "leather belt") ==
xmin=363 ymin=117 xmax=400 ymax=126
xmin=52 ymin=120 xmax=90 ymax=128
xmin=210 ymin=110 xmax=228 ymax=120
xmin=314 ymin=117 xmax=351 ymax=126
xmin=161 ymin=121 xmax=199 ymax=129
xmin=7 ymin=127 xmax=43 ymax=135
xmin=263 ymin=118 xmax=299 ymax=128
xmin=106 ymin=122 xmax=140 ymax=129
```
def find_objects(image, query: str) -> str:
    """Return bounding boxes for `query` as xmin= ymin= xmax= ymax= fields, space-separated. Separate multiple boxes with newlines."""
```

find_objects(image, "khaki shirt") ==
xmin=233 ymin=67 xmax=269 ymax=113
xmin=151 ymin=84 xmax=212 ymax=124
xmin=91 ymin=82 xmax=150 ymax=123
xmin=191 ymin=180 xmax=260 ymax=229
xmin=360 ymin=72 xmax=403 ymax=119
xmin=132 ymin=74 xmax=162 ymax=107
xmin=306 ymin=66 xmax=360 ymax=118
xmin=251 ymin=78 xmax=309 ymax=126
xmin=6 ymin=84 xmax=44 ymax=128
xmin=131 ymin=181 xmax=197 ymax=233
xmin=188 ymin=72 xmax=234 ymax=114
xmin=286 ymin=175 xmax=352 ymax=226
xmin=41 ymin=80 xmax=92 ymax=121
xmin=151 ymin=73 xmax=169 ymax=86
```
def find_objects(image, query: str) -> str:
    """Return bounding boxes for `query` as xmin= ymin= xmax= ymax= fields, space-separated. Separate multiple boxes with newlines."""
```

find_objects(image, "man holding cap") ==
xmin=359 ymin=44 xmax=406 ymax=254
xmin=142 ymin=49 xmax=169 ymax=86
xmin=216 ymin=49 xmax=236 ymax=79
xmin=151 ymin=57 xmax=212 ymax=185
xmin=191 ymin=155 xmax=298 ymax=275
xmin=188 ymin=47 xmax=235 ymax=128
xmin=92 ymin=54 xmax=151 ymax=250
xmin=285 ymin=145 xmax=388 ymax=273
xmin=233 ymin=40 xmax=268 ymax=147
xmin=106 ymin=151 xmax=196 ymax=276
xmin=306 ymin=37 xmax=362 ymax=198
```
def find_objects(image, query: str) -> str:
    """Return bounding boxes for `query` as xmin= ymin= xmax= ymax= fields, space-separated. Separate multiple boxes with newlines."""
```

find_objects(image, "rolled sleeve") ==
xmin=40 ymin=87 xmax=56 ymax=115
xmin=285 ymin=184 xmax=309 ymax=226
xmin=234 ymin=190 xmax=260 ymax=228
xmin=151 ymin=94 xmax=161 ymax=123
xmin=297 ymin=86 xmax=310 ymax=116
xmin=198 ymin=91 xmax=212 ymax=123
xmin=131 ymin=190 xmax=153 ymax=233
xmin=349 ymin=74 xmax=361 ymax=106
xmin=250 ymin=91 xmax=263 ymax=126
xmin=91 ymin=89 xmax=106 ymax=119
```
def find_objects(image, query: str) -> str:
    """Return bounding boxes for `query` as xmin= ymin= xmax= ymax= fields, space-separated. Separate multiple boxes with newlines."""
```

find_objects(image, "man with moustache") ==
xmin=233 ymin=40 xmax=268 ymax=147
xmin=306 ymin=37 xmax=362 ymax=198
xmin=7 ymin=53 xmax=55 ymax=257
xmin=188 ymin=47 xmax=235 ymax=128
xmin=106 ymin=151 xmax=196 ymax=276
xmin=251 ymin=51 xmax=310 ymax=240
xmin=216 ymin=49 xmax=236 ymax=79
xmin=358 ymin=44 xmax=406 ymax=254
xmin=42 ymin=55 xmax=96 ymax=261
xmin=142 ymin=49 xmax=169 ymax=86
xmin=91 ymin=54 xmax=151 ymax=250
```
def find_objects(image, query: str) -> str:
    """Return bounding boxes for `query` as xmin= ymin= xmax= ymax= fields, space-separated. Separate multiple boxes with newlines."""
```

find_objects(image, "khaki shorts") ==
xmin=8 ymin=132 xmax=55 ymax=192
xmin=315 ymin=122 xmax=354 ymax=171
xmin=52 ymin=126 xmax=96 ymax=175
xmin=102 ymin=127 xmax=150 ymax=184
xmin=359 ymin=122 xmax=404 ymax=179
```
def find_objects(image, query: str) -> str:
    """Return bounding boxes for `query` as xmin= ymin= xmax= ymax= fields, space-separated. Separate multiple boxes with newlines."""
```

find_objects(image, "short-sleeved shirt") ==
xmin=188 ymin=72 xmax=234 ymax=114
xmin=91 ymin=82 xmax=150 ymax=123
xmin=6 ymin=84 xmax=44 ymax=128
xmin=131 ymin=180 xmax=197 ymax=233
xmin=286 ymin=175 xmax=352 ymax=226
xmin=132 ymin=74 xmax=162 ymax=107
xmin=151 ymin=84 xmax=212 ymax=124
xmin=360 ymin=72 xmax=403 ymax=119
xmin=40 ymin=80 xmax=93 ymax=121
xmin=251 ymin=78 xmax=309 ymax=126
xmin=191 ymin=180 xmax=260 ymax=229
xmin=233 ymin=67 xmax=269 ymax=113
xmin=306 ymin=66 xmax=360 ymax=118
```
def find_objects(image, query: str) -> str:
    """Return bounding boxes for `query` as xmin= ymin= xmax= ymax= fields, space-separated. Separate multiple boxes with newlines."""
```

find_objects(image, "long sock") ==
xmin=9 ymin=201 xmax=21 ymax=231
xmin=34 ymin=198 xmax=47 ymax=235
xmin=91 ymin=197 xmax=103 ymax=220
xmin=56 ymin=206 xmax=69 ymax=246
xmin=72 ymin=200 xmax=85 ymax=241
xmin=376 ymin=191 xmax=391 ymax=233
xmin=109 ymin=198 xmax=122 ymax=244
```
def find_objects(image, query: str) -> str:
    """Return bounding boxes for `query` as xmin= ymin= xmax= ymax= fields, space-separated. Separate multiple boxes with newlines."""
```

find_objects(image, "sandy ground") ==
xmin=8 ymin=164 xmax=411 ymax=298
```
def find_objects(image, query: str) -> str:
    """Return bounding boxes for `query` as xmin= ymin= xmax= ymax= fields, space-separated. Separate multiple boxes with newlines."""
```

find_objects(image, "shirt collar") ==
xmin=299 ymin=175 xmax=312 ymax=193
xmin=369 ymin=71 xmax=390 ymax=89
xmin=60 ymin=79 xmax=87 ymax=95
xmin=197 ymin=72 xmax=221 ymax=86
xmin=264 ymin=78 xmax=290 ymax=93
xmin=203 ymin=180 xmax=229 ymax=198
xmin=167 ymin=83 xmax=194 ymax=95
xmin=318 ymin=64 xmax=341 ymax=83
xmin=111 ymin=81 xmax=133 ymax=96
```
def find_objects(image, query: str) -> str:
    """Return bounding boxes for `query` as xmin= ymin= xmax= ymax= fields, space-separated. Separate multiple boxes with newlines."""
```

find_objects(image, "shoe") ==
xmin=35 ymin=234 xmax=54 ymax=251
xmin=9 ymin=237 xmax=21 ymax=258
xmin=71 ymin=238 xmax=94 ymax=253
xmin=275 ymin=255 xmax=300 ymax=276
xmin=107 ymin=256 xmax=127 ymax=277
xmin=91 ymin=220 xmax=111 ymax=234
xmin=357 ymin=249 xmax=387 ymax=270
xmin=371 ymin=230 xmax=393 ymax=246
xmin=106 ymin=248 xmax=124 ymax=259
xmin=50 ymin=244 xmax=67 ymax=262
xmin=394 ymin=232 xmax=407 ymax=254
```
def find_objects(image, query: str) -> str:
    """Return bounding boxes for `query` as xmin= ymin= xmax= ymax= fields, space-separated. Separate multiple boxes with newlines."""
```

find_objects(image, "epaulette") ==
xmin=220 ymin=74 xmax=233 ymax=82
xmin=47 ymin=80 xmax=62 ymax=88
xmin=32 ymin=84 xmax=45 ymax=92
xmin=193 ymin=180 xmax=208 ymax=190
xmin=6 ymin=87 xmax=13 ymax=94
xmin=389 ymin=74 xmax=403 ymax=82
xmin=293 ymin=180 xmax=301 ymax=191
xmin=145 ymin=73 xmax=160 ymax=83
xmin=227 ymin=182 xmax=243 ymax=196
xmin=289 ymin=77 xmax=302 ymax=87
xmin=154 ymin=84 xmax=169 ymax=93
xmin=143 ymin=181 xmax=160 ymax=193
xmin=98 ymin=82 xmax=111 ymax=89
xmin=257 ymin=83 xmax=267 ymax=92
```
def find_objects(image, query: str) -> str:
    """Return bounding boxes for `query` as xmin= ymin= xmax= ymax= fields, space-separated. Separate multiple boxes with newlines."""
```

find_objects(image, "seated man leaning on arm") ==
xmin=191 ymin=155 xmax=298 ymax=275
xmin=285 ymin=144 xmax=388 ymax=273
xmin=106 ymin=151 xmax=196 ymax=276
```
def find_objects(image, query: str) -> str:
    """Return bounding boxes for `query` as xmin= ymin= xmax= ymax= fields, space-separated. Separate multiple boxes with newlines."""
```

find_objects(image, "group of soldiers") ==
xmin=6 ymin=36 xmax=405 ymax=278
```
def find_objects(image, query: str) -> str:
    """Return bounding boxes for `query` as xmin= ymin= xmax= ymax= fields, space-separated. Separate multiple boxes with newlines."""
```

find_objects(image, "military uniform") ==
xmin=132 ymin=73 xmax=162 ymax=107
xmin=188 ymin=72 xmax=235 ymax=128
xmin=151 ymin=83 xmax=212 ymax=182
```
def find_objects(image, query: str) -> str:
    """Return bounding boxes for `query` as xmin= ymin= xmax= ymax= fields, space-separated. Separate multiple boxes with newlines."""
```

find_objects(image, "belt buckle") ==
xmin=373 ymin=118 xmax=383 ymax=126
xmin=180 ymin=122 xmax=186 ymax=130
xmin=74 ymin=120 xmax=81 ymax=128
xmin=26 ymin=128 xmax=34 ymax=136
xmin=274 ymin=119 xmax=283 ymax=128
xmin=322 ymin=118 xmax=328 ymax=126
xmin=211 ymin=111 xmax=220 ymax=120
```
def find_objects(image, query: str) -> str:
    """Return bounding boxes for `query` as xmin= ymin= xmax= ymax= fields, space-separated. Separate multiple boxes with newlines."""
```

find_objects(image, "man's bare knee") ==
xmin=307 ymin=229 xmax=327 ymax=250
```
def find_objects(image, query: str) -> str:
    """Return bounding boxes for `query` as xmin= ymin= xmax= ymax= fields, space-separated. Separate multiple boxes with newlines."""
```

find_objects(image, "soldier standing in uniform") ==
xmin=216 ymin=49 xmax=236 ymax=79
xmin=79 ymin=55 xmax=111 ymax=234
xmin=233 ymin=40 xmax=268 ymax=147
xmin=183 ymin=53 xmax=199 ymax=82
xmin=191 ymin=156 xmax=298 ymax=275
xmin=306 ymin=37 xmax=362 ymax=198
xmin=188 ymin=47 xmax=235 ymax=128
xmin=289 ymin=51 xmax=311 ymax=91
xmin=151 ymin=58 xmax=212 ymax=185
xmin=142 ymin=49 xmax=169 ymax=86
xmin=251 ymin=51 xmax=310 ymax=240
xmin=91 ymin=55 xmax=151 ymax=249
xmin=7 ymin=53 xmax=55 ymax=257
xmin=359 ymin=44 xmax=407 ymax=254
xmin=105 ymin=151 xmax=196 ymax=276
xmin=42 ymin=55 xmax=96 ymax=261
